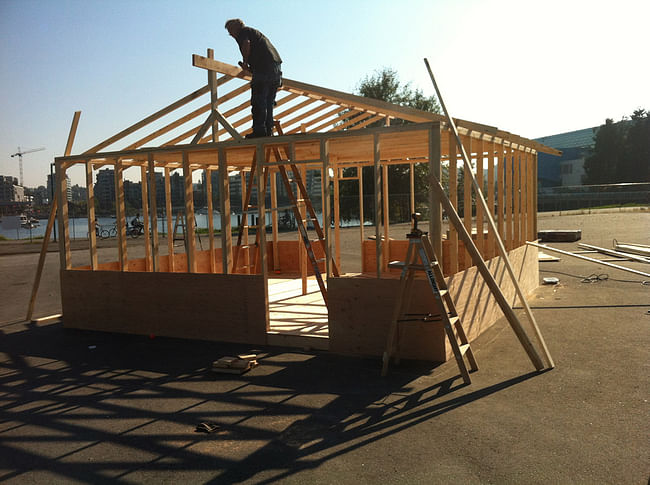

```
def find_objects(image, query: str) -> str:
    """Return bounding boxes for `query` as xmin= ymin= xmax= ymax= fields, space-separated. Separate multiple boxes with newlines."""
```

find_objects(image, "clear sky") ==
xmin=1 ymin=0 xmax=648 ymax=188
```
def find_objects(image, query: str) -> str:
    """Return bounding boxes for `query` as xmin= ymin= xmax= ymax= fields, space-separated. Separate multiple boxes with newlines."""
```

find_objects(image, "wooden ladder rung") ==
xmin=388 ymin=260 xmax=438 ymax=270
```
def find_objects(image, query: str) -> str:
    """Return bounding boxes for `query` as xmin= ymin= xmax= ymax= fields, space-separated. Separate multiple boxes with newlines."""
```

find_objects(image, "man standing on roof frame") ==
xmin=225 ymin=19 xmax=283 ymax=138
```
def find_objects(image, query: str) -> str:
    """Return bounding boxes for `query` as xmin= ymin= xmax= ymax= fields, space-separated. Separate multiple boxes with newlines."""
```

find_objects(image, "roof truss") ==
xmin=73 ymin=55 xmax=560 ymax=158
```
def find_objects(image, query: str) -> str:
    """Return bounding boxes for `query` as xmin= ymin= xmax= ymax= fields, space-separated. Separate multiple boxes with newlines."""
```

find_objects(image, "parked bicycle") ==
xmin=100 ymin=223 xmax=117 ymax=239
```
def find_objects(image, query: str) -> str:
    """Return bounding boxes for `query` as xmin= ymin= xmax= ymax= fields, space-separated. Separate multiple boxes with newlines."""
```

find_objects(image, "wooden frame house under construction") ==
xmin=44 ymin=52 xmax=560 ymax=364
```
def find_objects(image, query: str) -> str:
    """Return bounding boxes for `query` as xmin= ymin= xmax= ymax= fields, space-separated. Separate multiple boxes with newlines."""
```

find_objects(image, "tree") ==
xmin=584 ymin=109 xmax=649 ymax=184
xmin=339 ymin=68 xmax=441 ymax=222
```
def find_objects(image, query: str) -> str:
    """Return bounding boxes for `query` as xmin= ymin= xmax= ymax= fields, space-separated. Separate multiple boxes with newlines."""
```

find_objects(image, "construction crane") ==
xmin=10 ymin=146 xmax=45 ymax=187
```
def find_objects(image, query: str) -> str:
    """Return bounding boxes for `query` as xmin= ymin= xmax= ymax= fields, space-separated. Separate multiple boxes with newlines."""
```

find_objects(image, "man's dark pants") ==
xmin=250 ymin=64 xmax=282 ymax=137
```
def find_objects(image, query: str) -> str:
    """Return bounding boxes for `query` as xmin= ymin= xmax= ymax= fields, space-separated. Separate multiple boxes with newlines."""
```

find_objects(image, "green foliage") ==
xmin=584 ymin=109 xmax=650 ymax=184
xmin=338 ymin=68 xmax=441 ymax=223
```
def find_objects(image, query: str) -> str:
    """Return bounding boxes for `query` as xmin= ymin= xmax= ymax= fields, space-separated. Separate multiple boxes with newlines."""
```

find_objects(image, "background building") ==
xmin=535 ymin=127 xmax=597 ymax=187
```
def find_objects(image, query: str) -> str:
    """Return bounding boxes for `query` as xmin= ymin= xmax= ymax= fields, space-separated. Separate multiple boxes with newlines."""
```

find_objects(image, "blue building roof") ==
xmin=535 ymin=127 xmax=598 ymax=150
xmin=534 ymin=127 xmax=599 ymax=187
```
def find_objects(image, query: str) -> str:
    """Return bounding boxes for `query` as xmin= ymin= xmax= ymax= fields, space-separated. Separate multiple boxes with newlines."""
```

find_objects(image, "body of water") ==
xmin=0 ymin=212 xmax=363 ymax=240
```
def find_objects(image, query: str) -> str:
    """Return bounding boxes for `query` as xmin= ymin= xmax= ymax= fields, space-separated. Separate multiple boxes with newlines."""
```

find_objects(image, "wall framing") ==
xmin=48 ymin=56 xmax=559 ymax=364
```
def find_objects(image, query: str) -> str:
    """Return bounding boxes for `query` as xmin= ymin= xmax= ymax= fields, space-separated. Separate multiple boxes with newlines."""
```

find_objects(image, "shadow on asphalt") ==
xmin=0 ymin=322 xmax=539 ymax=483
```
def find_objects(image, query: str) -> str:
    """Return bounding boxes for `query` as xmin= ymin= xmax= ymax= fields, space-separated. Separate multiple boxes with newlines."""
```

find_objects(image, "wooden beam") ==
xmin=428 ymin=125 xmax=442 ymax=262
xmin=513 ymin=148 xmax=520 ymax=247
xmin=448 ymin=130 xmax=458 ymax=274
xmin=205 ymin=168 xmax=216 ymax=273
xmin=487 ymin=141 xmax=496 ymax=259
xmin=56 ymin=162 xmax=71 ymax=270
xmin=192 ymin=56 xmax=561 ymax=156
xmin=476 ymin=138 xmax=484 ymax=257
xmin=430 ymin=175 xmax=545 ymax=370
xmin=321 ymin=140 xmax=332 ymax=278
xmin=270 ymin=170 xmax=279 ymax=272
xmin=164 ymin=167 xmax=174 ymax=272
xmin=148 ymin=155 xmax=160 ymax=271
xmin=183 ymin=152 xmax=197 ymax=273
xmin=373 ymin=133 xmax=381 ymax=278
xmin=358 ymin=165 xmax=365 ymax=248
xmin=26 ymin=110 xmax=81 ymax=321
xmin=334 ymin=163 xmax=342 ymax=271
xmin=218 ymin=148 xmax=232 ymax=273
xmin=85 ymin=85 xmax=211 ymax=154
xmin=140 ymin=165 xmax=152 ymax=270
xmin=114 ymin=159 xmax=128 ymax=270
xmin=505 ymin=146 xmax=513 ymax=250
xmin=497 ymin=144 xmax=505 ymax=242
xmin=520 ymin=150 xmax=527 ymax=246
xmin=424 ymin=59 xmax=554 ymax=369
xmin=382 ymin=164 xmax=390 ymax=272
xmin=281 ymin=102 xmax=337 ymax=132
xmin=463 ymin=135 xmax=473 ymax=265
xmin=85 ymin=159 xmax=98 ymax=269
xmin=255 ymin=143 xmax=270 ymax=330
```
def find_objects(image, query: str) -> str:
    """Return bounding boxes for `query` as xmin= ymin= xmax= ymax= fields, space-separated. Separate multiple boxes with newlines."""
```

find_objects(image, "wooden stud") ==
xmin=321 ymin=139 xmax=332 ymax=279
xmin=448 ymin=130 xmax=458 ymax=274
xmin=409 ymin=162 xmax=415 ymax=216
xmin=205 ymin=168 xmax=216 ymax=272
xmin=513 ymin=148 xmax=520 ymax=247
xmin=533 ymin=152 xmax=539 ymax=239
xmin=141 ymin=165 xmax=152 ymax=271
xmin=520 ymin=150 xmax=527 ymax=245
xmin=358 ymin=165 xmax=365 ymax=246
xmin=269 ymin=170 xmax=279 ymax=272
xmin=476 ymin=138 xmax=484 ymax=257
xmin=114 ymin=158 xmax=128 ymax=270
xmin=382 ymin=164 xmax=390 ymax=272
xmin=256 ymin=142 xmax=270 ymax=330
xmin=183 ymin=152 xmax=197 ymax=273
xmin=463 ymin=134 xmax=473 ymax=266
xmin=85 ymin=85 xmax=211 ymax=154
xmin=497 ymin=143 xmax=505 ymax=243
xmin=85 ymin=160 xmax=98 ymax=269
xmin=526 ymin=151 xmax=534 ymax=241
xmin=373 ymin=133 xmax=381 ymax=278
xmin=27 ymin=110 xmax=81 ymax=321
xmin=164 ymin=167 xmax=174 ymax=272
xmin=218 ymin=148 xmax=232 ymax=273
xmin=423 ymin=59 xmax=554 ymax=368
xmin=240 ymin=170 xmax=250 ymax=274
xmin=505 ymin=146 xmax=513 ymax=250
xmin=429 ymin=125 xmax=442 ymax=262
xmin=56 ymin=161 xmax=71 ymax=270
xmin=147 ymin=155 xmax=160 ymax=271
xmin=334 ymin=161 xmax=342 ymax=272
xmin=487 ymin=141 xmax=496 ymax=259
xmin=430 ymin=175 xmax=545 ymax=370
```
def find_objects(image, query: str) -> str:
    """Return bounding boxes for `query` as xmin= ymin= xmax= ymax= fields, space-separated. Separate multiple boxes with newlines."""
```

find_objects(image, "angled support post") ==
xmin=26 ymin=110 xmax=80 ymax=321
xmin=424 ymin=58 xmax=554 ymax=369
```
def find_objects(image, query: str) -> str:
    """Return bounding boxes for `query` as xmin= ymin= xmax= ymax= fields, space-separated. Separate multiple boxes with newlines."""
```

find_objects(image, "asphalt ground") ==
xmin=0 ymin=209 xmax=648 ymax=484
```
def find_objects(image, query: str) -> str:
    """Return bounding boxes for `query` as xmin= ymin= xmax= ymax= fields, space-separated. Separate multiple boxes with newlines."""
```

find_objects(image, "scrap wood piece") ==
xmin=613 ymin=239 xmax=650 ymax=258
xmin=211 ymin=354 xmax=258 ymax=374
xmin=578 ymin=243 xmax=650 ymax=264
xmin=195 ymin=422 xmax=219 ymax=433
xmin=538 ymin=251 xmax=560 ymax=262
xmin=527 ymin=242 xmax=650 ymax=278
xmin=537 ymin=230 xmax=582 ymax=242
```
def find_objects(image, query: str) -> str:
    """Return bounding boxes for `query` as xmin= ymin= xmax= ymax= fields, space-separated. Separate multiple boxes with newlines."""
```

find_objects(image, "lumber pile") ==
xmin=211 ymin=354 xmax=259 ymax=374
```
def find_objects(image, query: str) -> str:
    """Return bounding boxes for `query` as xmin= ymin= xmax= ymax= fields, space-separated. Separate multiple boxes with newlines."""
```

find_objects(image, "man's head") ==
xmin=225 ymin=18 xmax=244 ymax=38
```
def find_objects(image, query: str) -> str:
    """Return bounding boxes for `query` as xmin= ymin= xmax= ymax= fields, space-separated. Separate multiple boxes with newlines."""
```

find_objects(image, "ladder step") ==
xmin=388 ymin=260 xmax=438 ymax=270
xmin=398 ymin=313 xmax=442 ymax=323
